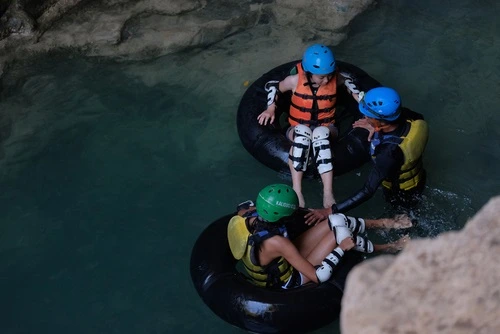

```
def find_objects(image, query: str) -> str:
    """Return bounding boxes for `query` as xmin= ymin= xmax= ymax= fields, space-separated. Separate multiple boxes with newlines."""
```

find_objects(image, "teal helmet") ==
xmin=256 ymin=184 xmax=298 ymax=223
xmin=302 ymin=44 xmax=336 ymax=75
xmin=358 ymin=87 xmax=401 ymax=121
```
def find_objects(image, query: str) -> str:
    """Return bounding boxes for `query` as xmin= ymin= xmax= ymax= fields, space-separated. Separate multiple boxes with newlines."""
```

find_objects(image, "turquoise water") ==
xmin=0 ymin=0 xmax=498 ymax=333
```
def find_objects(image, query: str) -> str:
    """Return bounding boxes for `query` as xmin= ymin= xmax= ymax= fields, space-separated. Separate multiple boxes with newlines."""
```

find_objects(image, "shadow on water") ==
xmin=0 ymin=0 xmax=499 ymax=333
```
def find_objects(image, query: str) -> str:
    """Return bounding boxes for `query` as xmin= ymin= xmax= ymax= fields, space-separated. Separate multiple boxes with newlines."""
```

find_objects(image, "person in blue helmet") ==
xmin=305 ymin=87 xmax=429 ymax=225
xmin=257 ymin=44 xmax=362 ymax=209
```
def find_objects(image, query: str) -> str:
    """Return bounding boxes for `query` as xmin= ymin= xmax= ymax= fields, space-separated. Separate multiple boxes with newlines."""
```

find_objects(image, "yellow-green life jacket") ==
xmin=371 ymin=119 xmax=429 ymax=191
xmin=227 ymin=216 xmax=293 ymax=288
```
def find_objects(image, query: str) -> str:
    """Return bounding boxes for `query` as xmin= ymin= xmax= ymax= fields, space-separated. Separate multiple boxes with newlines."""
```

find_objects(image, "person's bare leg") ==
xmin=294 ymin=219 xmax=330 ymax=258
xmin=305 ymin=231 xmax=337 ymax=267
xmin=373 ymin=235 xmax=410 ymax=253
xmin=320 ymin=170 xmax=335 ymax=208
xmin=288 ymin=158 xmax=305 ymax=207
xmin=364 ymin=214 xmax=413 ymax=229
xmin=298 ymin=228 xmax=336 ymax=285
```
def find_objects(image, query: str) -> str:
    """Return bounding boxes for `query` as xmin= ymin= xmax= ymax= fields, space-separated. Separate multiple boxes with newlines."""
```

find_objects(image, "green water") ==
xmin=0 ymin=0 xmax=498 ymax=333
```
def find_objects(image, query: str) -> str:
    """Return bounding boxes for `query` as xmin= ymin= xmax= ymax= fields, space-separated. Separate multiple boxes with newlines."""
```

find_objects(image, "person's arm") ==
xmin=266 ymin=236 xmax=319 ymax=283
xmin=266 ymin=235 xmax=355 ymax=284
xmin=304 ymin=145 xmax=402 ymax=225
xmin=338 ymin=72 xmax=364 ymax=102
xmin=332 ymin=144 xmax=404 ymax=213
xmin=353 ymin=117 xmax=375 ymax=142
xmin=257 ymin=75 xmax=297 ymax=125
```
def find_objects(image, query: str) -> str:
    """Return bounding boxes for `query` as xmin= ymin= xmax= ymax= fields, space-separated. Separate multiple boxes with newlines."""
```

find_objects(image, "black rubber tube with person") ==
xmin=190 ymin=209 xmax=364 ymax=334
xmin=237 ymin=60 xmax=381 ymax=178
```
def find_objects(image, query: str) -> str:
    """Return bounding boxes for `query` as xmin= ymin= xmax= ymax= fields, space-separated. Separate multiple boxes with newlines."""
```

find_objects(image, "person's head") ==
xmin=359 ymin=87 xmax=402 ymax=130
xmin=302 ymin=44 xmax=336 ymax=87
xmin=256 ymin=184 xmax=298 ymax=223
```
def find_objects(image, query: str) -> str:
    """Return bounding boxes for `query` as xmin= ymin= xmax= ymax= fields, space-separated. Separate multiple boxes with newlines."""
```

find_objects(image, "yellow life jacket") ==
xmin=377 ymin=119 xmax=429 ymax=191
xmin=227 ymin=216 xmax=293 ymax=288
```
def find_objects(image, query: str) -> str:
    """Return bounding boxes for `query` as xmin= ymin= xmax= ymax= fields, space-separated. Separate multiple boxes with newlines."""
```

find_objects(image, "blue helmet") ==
xmin=359 ymin=87 xmax=401 ymax=121
xmin=302 ymin=44 xmax=336 ymax=75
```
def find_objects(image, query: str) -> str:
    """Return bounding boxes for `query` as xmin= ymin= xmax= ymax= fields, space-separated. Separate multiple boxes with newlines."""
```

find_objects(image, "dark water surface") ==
xmin=0 ymin=0 xmax=498 ymax=333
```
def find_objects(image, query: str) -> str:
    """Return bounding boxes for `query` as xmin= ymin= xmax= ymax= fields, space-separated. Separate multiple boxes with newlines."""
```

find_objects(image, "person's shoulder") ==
xmin=264 ymin=234 xmax=291 ymax=248
xmin=282 ymin=74 xmax=299 ymax=90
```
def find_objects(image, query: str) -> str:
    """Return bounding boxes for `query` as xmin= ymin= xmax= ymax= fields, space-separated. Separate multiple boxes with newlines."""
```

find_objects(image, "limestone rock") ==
xmin=0 ymin=0 xmax=374 ymax=70
xmin=272 ymin=0 xmax=374 ymax=42
xmin=0 ymin=0 xmax=36 ymax=39
xmin=341 ymin=196 xmax=500 ymax=334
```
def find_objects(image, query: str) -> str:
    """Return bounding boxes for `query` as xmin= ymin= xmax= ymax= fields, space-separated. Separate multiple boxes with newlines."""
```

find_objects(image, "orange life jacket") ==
xmin=289 ymin=63 xmax=337 ymax=127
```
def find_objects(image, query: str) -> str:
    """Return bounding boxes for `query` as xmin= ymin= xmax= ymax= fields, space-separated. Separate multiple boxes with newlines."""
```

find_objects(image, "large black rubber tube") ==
xmin=237 ymin=60 xmax=382 ymax=178
xmin=190 ymin=210 xmax=364 ymax=334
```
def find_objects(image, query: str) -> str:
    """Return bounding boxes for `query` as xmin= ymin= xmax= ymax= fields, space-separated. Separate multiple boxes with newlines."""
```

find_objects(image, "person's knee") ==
xmin=289 ymin=125 xmax=312 ymax=172
xmin=312 ymin=126 xmax=333 ymax=174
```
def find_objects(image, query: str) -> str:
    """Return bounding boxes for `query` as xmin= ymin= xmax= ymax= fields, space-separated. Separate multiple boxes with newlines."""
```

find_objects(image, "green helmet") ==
xmin=256 ymin=184 xmax=298 ymax=222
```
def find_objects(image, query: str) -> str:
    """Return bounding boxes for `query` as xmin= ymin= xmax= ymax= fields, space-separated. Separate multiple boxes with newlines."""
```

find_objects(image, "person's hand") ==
xmin=304 ymin=207 xmax=332 ymax=225
xmin=257 ymin=106 xmax=275 ymax=126
xmin=353 ymin=117 xmax=375 ymax=142
xmin=339 ymin=237 xmax=355 ymax=251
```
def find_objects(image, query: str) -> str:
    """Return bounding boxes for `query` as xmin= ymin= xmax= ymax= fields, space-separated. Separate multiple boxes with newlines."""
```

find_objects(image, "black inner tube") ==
xmin=190 ymin=209 xmax=364 ymax=334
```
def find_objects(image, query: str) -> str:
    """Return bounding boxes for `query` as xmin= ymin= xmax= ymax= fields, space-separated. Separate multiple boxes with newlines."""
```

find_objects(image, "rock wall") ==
xmin=0 ymin=0 xmax=375 ymax=73
xmin=341 ymin=196 xmax=500 ymax=334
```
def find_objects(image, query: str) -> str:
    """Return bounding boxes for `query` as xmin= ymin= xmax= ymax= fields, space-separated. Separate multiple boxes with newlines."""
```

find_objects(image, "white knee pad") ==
xmin=289 ymin=124 xmax=312 ymax=172
xmin=354 ymin=235 xmax=374 ymax=253
xmin=312 ymin=126 xmax=333 ymax=174
xmin=328 ymin=214 xmax=352 ymax=244
xmin=345 ymin=215 xmax=366 ymax=234
xmin=328 ymin=213 xmax=366 ymax=235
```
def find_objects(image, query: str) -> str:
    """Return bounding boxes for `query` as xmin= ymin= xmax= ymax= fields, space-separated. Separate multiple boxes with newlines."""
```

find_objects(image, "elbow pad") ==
xmin=339 ymin=72 xmax=364 ymax=102
xmin=316 ymin=247 xmax=344 ymax=283
xmin=264 ymin=80 xmax=280 ymax=106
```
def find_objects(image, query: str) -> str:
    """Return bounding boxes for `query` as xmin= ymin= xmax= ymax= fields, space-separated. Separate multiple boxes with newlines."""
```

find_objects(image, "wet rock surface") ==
xmin=0 ymin=0 xmax=372 ymax=66
xmin=341 ymin=196 xmax=500 ymax=334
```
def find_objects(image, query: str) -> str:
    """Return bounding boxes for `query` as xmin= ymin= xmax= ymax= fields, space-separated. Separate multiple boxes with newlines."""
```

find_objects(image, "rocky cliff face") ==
xmin=0 ymin=0 xmax=374 ymax=74
xmin=341 ymin=196 xmax=500 ymax=334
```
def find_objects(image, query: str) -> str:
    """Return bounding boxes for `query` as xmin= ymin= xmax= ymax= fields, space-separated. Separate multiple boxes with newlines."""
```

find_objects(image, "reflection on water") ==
xmin=0 ymin=0 xmax=499 ymax=333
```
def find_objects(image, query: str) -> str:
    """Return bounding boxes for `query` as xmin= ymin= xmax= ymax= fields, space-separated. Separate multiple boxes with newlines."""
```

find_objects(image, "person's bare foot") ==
xmin=323 ymin=193 xmax=336 ymax=208
xmin=375 ymin=214 xmax=413 ymax=229
xmin=391 ymin=214 xmax=413 ymax=229
xmin=386 ymin=235 xmax=410 ymax=253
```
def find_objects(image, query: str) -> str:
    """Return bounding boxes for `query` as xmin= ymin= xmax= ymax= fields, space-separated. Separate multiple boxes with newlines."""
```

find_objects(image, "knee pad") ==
xmin=354 ymin=235 xmax=374 ymax=253
xmin=328 ymin=214 xmax=352 ymax=244
xmin=312 ymin=126 xmax=333 ymax=174
xmin=345 ymin=215 xmax=366 ymax=235
xmin=289 ymin=124 xmax=312 ymax=172
xmin=328 ymin=213 xmax=366 ymax=235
